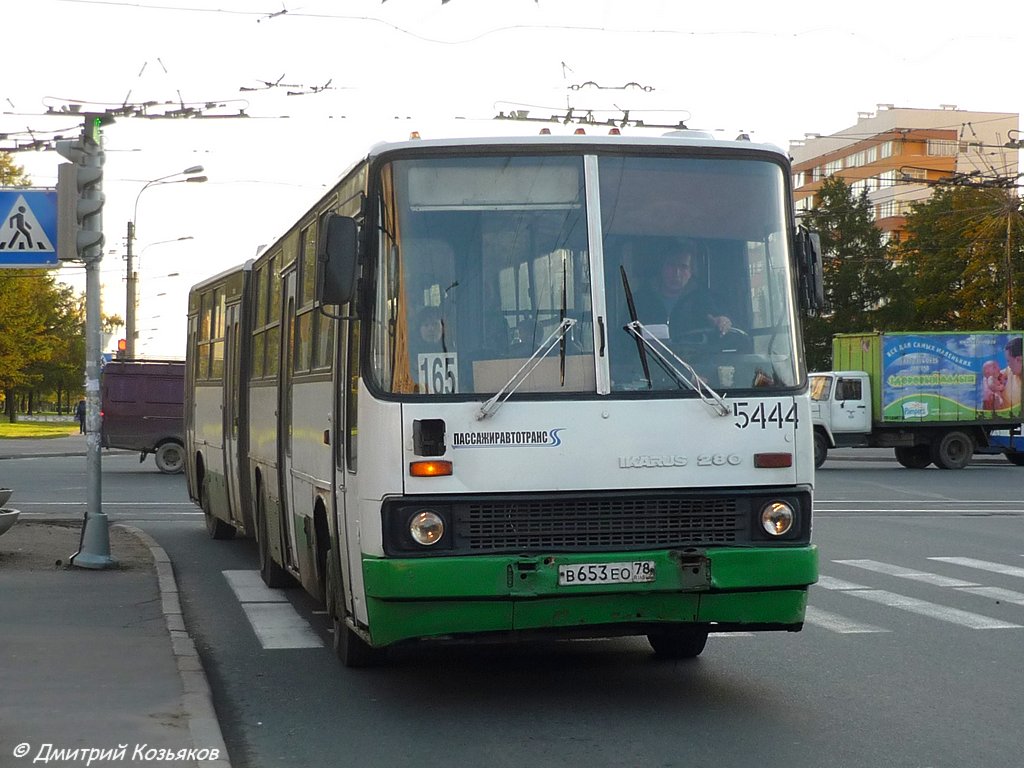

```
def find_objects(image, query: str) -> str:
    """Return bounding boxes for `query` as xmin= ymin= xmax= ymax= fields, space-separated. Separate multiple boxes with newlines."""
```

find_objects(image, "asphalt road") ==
xmin=8 ymin=449 xmax=1024 ymax=768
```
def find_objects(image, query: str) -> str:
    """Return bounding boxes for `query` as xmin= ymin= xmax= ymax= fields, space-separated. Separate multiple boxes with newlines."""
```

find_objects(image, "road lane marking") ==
xmin=223 ymin=570 xmax=289 ymax=603
xmin=928 ymin=557 xmax=1024 ymax=579
xmin=842 ymin=589 xmax=1020 ymax=629
xmin=816 ymin=571 xmax=1022 ymax=631
xmin=223 ymin=570 xmax=323 ymax=650
xmin=956 ymin=587 xmax=1024 ymax=607
xmin=815 ymin=575 xmax=870 ymax=591
xmin=832 ymin=559 xmax=979 ymax=588
xmin=803 ymin=606 xmax=889 ymax=634
xmin=239 ymin=604 xmax=323 ymax=649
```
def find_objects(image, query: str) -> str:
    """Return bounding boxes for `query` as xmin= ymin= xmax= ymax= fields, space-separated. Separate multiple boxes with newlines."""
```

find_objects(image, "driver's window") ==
xmin=837 ymin=379 xmax=862 ymax=400
xmin=598 ymin=154 xmax=796 ymax=393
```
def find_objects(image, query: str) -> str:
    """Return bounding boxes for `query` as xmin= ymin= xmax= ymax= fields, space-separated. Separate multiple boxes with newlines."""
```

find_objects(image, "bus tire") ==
xmin=813 ymin=431 xmax=828 ymax=469
xmin=894 ymin=445 xmax=932 ymax=469
xmin=327 ymin=549 xmax=382 ymax=668
xmin=202 ymin=483 xmax=235 ymax=540
xmin=155 ymin=441 xmax=185 ymax=474
xmin=931 ymin=431 xmax=973 ymax=470
xmin=647 ymin=625 xmax=709 ymax=659
xmin=256 ymin=485 xmax=291 ymax=588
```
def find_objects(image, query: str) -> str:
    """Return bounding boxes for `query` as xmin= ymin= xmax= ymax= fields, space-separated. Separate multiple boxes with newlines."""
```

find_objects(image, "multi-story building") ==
xmin=790 ymin=105 xmax=1019 ymax=242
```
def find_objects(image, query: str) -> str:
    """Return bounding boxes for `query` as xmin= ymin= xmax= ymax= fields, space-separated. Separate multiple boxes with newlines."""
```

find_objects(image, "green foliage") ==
xmin=800 ymin=177 xmax=906 ymax=370
xmin=0 ymin=153 xmax=31 ymax=188
xmin=897 ymin=185 xmax=1024 ymax=330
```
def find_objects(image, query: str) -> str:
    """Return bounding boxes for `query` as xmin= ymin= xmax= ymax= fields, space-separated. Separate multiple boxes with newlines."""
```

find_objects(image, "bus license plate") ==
xmin=558 ymin=561 xmax=656 ymax=586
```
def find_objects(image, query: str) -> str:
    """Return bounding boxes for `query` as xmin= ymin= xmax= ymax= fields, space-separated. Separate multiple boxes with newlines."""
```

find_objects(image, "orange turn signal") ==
xmin=409 ymin=460 xmax=453 ymax=477
xmin=754 ymin=453 xmax=792 ymax=468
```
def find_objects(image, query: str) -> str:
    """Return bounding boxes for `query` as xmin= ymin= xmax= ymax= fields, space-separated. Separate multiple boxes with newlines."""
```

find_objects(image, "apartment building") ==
xmin=789 ymin=105 xmax=1019 ymax=242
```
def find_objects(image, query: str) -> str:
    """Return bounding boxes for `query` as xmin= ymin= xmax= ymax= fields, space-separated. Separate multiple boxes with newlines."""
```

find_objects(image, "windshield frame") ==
xmin=359 ymin=142 xmax=807 ymax=403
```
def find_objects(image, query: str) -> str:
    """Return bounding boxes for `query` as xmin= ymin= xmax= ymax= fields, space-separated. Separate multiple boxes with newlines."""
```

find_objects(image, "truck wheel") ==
xmin=647 ymin=626 xmax=709 ymax=659
xmin=1005 ymin=452 xmax=1024 ymax=467
xmin=931 ymin=431 xmax=974 ymax=470
xmin=154 ymin=442 xmax=185 ymax=474
xmin=813 ymin=432 xmax=828 ymax=469
xmin=894 ymin=445 xmax=932 ymax=469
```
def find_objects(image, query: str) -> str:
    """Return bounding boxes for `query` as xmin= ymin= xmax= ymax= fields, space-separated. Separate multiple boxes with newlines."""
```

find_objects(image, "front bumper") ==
xmin=362 ymin=545 xmax=817 ymax=646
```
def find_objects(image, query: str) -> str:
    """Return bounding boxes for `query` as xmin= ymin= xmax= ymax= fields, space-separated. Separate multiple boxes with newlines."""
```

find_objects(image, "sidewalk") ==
xmin=0 ymin=433 xmax=133 ymax=461
xmin=0 ymin=438 xmax=230 ymax=768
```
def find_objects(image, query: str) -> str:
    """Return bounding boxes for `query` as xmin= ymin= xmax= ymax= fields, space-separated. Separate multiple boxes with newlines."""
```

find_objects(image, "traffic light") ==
xmin=56 ymin=136 xmax=105 ymax=261
xmin=116 ymin=338 xmax=127 ymax=358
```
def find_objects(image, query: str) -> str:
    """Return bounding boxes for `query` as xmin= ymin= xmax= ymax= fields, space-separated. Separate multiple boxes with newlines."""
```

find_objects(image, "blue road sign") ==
xmin=0 ymin=188 xmax=59 ymax=268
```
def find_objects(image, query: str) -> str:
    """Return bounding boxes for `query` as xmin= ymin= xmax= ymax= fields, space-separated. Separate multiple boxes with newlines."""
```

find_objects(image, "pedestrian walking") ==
xmin=74 ymin=397 xmax=86 ymax=433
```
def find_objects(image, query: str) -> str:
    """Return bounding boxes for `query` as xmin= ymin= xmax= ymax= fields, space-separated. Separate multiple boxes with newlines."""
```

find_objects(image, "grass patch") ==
xmin=0 ymin=421 xmax=79 ymax=439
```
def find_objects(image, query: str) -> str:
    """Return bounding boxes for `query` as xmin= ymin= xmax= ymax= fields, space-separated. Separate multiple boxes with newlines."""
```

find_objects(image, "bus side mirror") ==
xmin=795 ymin=227 xmax=825 ymax=313
xmin=317 ymin=214 xmax=358 ymax=306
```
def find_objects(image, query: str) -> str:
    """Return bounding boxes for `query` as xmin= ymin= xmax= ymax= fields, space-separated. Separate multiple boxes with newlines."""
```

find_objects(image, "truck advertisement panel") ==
xmin=881 ymin=333 xmax=1023 ymax=422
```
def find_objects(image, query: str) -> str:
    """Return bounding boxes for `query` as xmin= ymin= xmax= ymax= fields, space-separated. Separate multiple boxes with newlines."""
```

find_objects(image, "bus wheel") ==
xmin=647 ymin=626 xmax=709 ymax=659
xmin=813 ymin=432 xmax=828 ymax=469
xmin=256 ymin=487 xmax=291 ymax=588
xmin=931 ymin=431 xmax=974 ymax=470
xmin=894 ymin=445 xmax=932 ymax=469
xmin=202 ymin=484 xmax=235 ymax=540
xmin=155 ymin=442 xmax=185 ymax=474
xmin=327 ymin=550 xmax=381 ymax=668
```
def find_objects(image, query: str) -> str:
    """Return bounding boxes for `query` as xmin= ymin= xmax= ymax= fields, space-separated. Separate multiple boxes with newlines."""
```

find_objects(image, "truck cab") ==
xmin=809 ymin=371 xmax=872 ymax=467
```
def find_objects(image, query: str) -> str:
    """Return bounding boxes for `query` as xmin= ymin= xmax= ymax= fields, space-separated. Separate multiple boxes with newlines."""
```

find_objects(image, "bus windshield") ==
xmin=368 ymin=151 xmax=799 ymax=397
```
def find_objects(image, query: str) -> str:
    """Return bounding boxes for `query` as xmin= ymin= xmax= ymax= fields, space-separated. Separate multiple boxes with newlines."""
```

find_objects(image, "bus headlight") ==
xmin=409 ymin=510 xmax=445 ymax=546
xmin=760 ymin=501 xmax=795 ymax=536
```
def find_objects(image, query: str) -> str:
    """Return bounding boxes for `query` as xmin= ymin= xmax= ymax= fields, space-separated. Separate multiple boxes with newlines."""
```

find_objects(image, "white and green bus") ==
xmin=186 ymin=130 xmax=823 ymax=666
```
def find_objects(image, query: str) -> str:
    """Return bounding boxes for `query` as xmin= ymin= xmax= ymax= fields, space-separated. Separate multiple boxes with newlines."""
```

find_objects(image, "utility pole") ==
xmin=126 ymin=220 xmax=136 ymax=358
xmin=57 ymin=114 xmax=117 ymax=569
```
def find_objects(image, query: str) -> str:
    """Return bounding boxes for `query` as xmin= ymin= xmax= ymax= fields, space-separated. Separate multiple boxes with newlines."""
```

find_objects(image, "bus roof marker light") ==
xmin=409 ymin=460 xmax=453 ymax=477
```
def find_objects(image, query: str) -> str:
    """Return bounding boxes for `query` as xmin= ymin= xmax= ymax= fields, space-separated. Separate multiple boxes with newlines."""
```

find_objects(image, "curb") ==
xmin=117 ymin=525 xmax=233 ymax=768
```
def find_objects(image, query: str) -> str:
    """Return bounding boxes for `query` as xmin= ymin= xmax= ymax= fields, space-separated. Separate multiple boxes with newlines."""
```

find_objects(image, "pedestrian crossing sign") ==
xmin=0 ymin=189 xmax=59 ymax=268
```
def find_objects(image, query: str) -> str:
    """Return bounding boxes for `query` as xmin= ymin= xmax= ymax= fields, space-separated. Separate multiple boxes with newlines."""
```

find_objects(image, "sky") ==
xmin=3 ymin=0 xmax=1022 ymax=358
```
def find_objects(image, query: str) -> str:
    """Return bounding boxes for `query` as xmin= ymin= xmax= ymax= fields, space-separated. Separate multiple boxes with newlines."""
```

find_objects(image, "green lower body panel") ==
xmin=362 ymin=546 xmax=817 ymax=647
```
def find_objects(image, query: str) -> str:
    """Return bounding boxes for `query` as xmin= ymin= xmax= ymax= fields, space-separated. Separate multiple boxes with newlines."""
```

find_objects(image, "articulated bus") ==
xmin=186 ymin=130 xmax=824 ymax=666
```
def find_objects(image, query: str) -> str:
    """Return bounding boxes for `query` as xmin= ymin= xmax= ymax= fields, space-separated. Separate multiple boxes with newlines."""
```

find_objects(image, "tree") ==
xmin=799 ymin=176 xmax=907 ymax=370
xmin=0 ymin=152 xmax=30 ymax=188
xmin=898 ymin=184 xmax=1024 ymax=330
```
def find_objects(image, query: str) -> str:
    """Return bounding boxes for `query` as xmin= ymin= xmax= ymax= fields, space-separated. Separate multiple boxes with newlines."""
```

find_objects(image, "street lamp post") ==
xmin=125 ymin=166 xmax=206 ymax=358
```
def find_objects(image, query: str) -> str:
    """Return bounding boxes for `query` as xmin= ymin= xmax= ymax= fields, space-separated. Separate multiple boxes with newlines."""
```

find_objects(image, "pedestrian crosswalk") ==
xmin=809 ymin=554 xmax=1024 ymax=634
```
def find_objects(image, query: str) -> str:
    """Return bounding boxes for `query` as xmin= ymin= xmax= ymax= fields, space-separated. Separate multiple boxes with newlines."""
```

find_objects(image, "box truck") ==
xmin=810 ymin=332 xmax=1024 ymax=469
xmin=100 ymin=359 xmax=185 ymax=474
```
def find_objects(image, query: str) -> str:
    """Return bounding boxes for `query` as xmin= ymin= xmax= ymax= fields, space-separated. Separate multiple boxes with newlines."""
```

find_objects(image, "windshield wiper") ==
xmin=619 ymin=266 xmax=652 ymax=388
xmin=624 ymin=320 xmax=730 ymax=417
xmin=476 ymin=318 xmax=578 ymax=420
